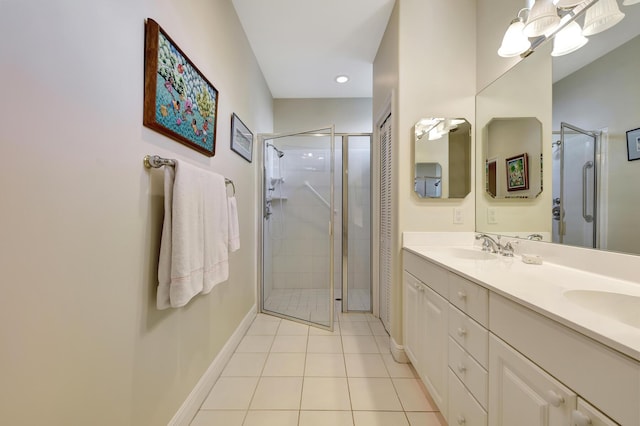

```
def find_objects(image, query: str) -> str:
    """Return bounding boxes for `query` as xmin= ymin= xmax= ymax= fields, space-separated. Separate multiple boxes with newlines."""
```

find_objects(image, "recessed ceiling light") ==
xmin=335 ymin=75 xmax=349 ymax=84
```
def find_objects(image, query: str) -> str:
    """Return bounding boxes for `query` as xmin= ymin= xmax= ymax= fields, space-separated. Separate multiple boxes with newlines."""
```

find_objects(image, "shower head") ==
xmin=267 ymin=143 xmax=285 ymax=158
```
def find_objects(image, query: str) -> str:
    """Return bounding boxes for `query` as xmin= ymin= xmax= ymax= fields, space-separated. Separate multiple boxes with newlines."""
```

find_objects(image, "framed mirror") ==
xmin=414 ymin=118 xmax=471 ymax=199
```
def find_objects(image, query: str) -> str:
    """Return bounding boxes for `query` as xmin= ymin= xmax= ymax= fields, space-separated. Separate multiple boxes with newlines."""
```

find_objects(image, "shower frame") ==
xmin=257 ymin=128 xmax=373 ymax=330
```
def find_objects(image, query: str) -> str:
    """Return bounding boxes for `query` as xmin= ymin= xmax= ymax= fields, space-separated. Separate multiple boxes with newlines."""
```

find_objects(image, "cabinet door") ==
xmin=421 ymin=283 xmax=449 ymax=415
xmin=403 ymin=271 xmax=421 ymax=370
xmin=572 ymin=398 xmax=620 ymax=426
xmin=489 ymin=334 xmax=576 ymax=426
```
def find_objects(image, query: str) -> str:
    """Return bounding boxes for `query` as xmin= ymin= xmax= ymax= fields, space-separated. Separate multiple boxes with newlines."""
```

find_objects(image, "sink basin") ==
xmin=441 ymin=247 xmax=497 ymax=261
xmin=564 ymin=290 xmax=640 ymax=328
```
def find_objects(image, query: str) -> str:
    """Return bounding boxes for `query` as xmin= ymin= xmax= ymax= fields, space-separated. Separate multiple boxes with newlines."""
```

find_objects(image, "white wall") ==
xmin=273 ymin=98 xmax=373 ymax=133
xmin=553 ymin=35 xmax=640 ymax=254
xmin=0 ymin=1 xmax=272 ymax=425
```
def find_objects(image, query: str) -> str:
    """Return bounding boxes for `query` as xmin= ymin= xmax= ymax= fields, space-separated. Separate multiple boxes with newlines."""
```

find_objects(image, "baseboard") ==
xmin=390 ymin=336 xmax=409 ymax=363
xmin=168 ymin=304 xmax=257 ymax=426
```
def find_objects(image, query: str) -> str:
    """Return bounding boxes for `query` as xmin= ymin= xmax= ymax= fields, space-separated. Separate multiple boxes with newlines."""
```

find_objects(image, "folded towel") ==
xmin=228 ymin=196 xmax=240 ymax=252
xmin=157 ymin=160 xmax=229 ymax=309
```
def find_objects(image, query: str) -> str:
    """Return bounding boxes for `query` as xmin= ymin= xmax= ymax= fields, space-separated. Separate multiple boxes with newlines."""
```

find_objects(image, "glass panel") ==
xmin=346 ymin=136 xmax=372 ymax=312
xmin=557 ymin=125 xmax=597 ymax=248
xmin=262 ymin=128 xmax=334 ymax=329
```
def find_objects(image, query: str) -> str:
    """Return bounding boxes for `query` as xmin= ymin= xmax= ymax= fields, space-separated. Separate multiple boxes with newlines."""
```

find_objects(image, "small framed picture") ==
xmin=505 ymin=153 xmax=529 ymax=191
xmin=230 ymin=113 xmax=253 ymax=162
xmin=626 ymin=127 xmax=640 ymax=161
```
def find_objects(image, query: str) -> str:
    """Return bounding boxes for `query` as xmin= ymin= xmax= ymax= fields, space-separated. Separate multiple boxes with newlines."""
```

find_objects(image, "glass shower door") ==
xmin=260 ymin=127 xmax=335 ymax=330
xmin=559 ymin=122 xmax=598 ymax=248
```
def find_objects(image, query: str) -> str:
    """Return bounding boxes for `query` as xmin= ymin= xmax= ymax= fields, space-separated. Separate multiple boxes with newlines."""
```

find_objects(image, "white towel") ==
xmin=156 ymin=160 xmax=229 ymax=309
xmin=227 ymin=196 xmax=240 ymax=252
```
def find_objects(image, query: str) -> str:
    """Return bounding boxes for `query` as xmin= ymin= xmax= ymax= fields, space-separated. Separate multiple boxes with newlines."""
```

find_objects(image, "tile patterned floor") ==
xmin=190 ymin=312 xmax=447 ymax=426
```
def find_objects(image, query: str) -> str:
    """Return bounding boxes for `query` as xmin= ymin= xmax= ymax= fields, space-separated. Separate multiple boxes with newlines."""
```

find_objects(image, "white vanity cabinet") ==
xmin=489 ymin=334 xmax=576 ymax=426
xmin=402 ymin=269 xmax=449 ymax=414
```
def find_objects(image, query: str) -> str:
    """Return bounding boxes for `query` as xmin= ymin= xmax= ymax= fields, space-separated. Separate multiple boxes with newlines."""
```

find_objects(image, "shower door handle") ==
xmin=582 ymin=161 xmax=593 ymax=223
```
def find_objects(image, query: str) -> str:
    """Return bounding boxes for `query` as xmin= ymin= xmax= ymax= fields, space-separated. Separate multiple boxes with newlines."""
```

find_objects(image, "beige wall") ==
xmin=0 ymin=1 xmax=272 ymax=425
xmin=553 ymin=35 xmax=640 ymax=254
xmin=373 ymin=0 xmax=476 ymax=344
xmin=274 ymin=98 xmax=373 ymax=133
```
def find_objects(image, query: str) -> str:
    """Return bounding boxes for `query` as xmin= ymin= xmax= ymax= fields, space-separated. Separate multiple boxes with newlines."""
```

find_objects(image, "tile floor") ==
xmin=190 ymin=312 xmax=447 ymax=426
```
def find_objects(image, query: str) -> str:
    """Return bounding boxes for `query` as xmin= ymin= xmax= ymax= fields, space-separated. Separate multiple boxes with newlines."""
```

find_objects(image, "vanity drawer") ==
xmin=448 ymin=272 xmax=488 ymax=327
xmin=449 ymin=305 xmax=489 ymax=369
xmin=449 ymin=337 xmax=488 ymax=409
xmin=448 ymin=369 xmax=487 ymax=426
xmin=403 ymin=250 xmax=449 ymax=297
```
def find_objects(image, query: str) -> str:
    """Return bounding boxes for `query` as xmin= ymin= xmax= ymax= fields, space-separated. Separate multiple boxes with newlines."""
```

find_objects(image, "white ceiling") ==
xmin=231 ymin=0 xmax=395 ymax=99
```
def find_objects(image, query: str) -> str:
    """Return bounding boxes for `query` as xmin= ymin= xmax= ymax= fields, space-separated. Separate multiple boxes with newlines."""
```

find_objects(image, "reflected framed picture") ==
xmin=626 ymin=127 xmax=640 ymax=161
xmin=230 ymin=113 xmax=253 ymax=162
xmin=505 ymin=153 xmax=529 ymax=191
xmin=143 ymin=18 xmax=218 ymax=157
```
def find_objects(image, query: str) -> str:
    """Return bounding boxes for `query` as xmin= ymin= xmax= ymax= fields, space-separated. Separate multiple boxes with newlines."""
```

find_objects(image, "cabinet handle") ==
xmin=545 ymin=390 xmax=565 ymax=407
xmin=457 ymin=363 xmax=466 ymax=374
xmin=457 ymin=327 xmax=467 ymax=337
xmin=457 ymin=415 xmax=466 ymax=424
xmin=457 ymin=291 xmax=467 ymax=300
xmin=571 ymin=410 xmax=592 ymax=426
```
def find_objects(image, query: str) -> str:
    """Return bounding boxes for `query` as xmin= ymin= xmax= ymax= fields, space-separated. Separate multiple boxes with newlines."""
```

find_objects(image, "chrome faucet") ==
xmin=475 ymin=234 xmax=501 ymax=253
xmin=527 ymin=233 xmax=543 ymax=241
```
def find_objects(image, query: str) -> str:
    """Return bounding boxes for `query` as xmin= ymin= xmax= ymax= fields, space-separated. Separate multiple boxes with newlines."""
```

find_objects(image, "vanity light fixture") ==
xmin=582 ymin=0 xmax=625 ymax=35
xmin=499 ymin=0 xmax=633 ymax=59
xmin=335 ymin=75 xmax=349 ymax=84
xmin=524 ymin=0 xmax=561 ymax=37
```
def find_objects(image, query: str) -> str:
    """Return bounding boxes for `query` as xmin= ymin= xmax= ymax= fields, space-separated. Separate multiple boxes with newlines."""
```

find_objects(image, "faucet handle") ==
xmin=501 ymin=240 xmax=518 ymax=257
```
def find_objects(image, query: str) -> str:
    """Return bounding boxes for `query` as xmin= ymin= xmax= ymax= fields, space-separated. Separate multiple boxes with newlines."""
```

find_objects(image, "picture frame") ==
xmin=626 ymin=127 xmax=640 ymax=161
xmin=230 ymin=113 xmax=253 ymax=162
xmin=143 ymin=18 xmax=218 ymax=157
xmin=505 ymin=153 xmax=529 ymax=191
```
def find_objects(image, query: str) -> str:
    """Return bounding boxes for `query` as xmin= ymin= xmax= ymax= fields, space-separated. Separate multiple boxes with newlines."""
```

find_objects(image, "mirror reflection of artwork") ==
xmin=506 ymin=153 xmax=529 ymax=191
xmin=485 ymin=117 xmax=542 ymax=199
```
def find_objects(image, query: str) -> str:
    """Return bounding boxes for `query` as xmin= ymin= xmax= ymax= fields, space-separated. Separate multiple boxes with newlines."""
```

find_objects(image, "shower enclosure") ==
xmin=552 ymin=122 xmax=600 ymax=248
xmin=259 ymin=127 xmax=372 ymax=330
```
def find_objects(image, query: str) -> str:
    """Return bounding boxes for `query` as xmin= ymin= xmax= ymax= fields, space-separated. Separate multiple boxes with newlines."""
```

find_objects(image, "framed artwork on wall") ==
xmin=143 ymin=18 xmax=218 ymax=157
xmin=505 ymin=153 xmax=529 ymax=191
xmin=626 ymin=128 xmax=640 ymax=161
xmin=230 ymin=113 xmax=253 ymax=162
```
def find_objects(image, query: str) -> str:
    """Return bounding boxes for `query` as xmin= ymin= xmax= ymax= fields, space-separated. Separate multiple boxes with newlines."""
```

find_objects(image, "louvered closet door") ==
xmin=379 ymin=114 xmax=392 ymax=332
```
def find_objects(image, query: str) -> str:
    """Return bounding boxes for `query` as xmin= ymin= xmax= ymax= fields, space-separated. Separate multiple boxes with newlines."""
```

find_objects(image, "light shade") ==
xmin=498 ymin=19 xmax=531 ymax=57
xmin=554 ymin=0 xmax=586 ymax=7
xmin=623 ymin=0 xmax=640 ymax=6
xmin=524 ymin=0 xmax=561 ymax=37
xmin=583 ymin=0 xmax=625 ymax=36
xmin=552 ymin=21 xmax=588 ymax=56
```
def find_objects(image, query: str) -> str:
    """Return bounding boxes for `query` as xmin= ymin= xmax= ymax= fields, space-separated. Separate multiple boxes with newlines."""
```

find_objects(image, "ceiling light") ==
xmin=498 ymin=11 xmax=532 ymax=57
xmin=551 ymin=20 xmax=588 ymax=56
xmin=335 ymin=75 xmax=349 ymax=84
xmin=583 ymin=0 xmax=625 ymax=35
xmin=554 ymin=0 xmax=586 ymax=8
xmin=524 ymin=0 xmax=561 ymax=37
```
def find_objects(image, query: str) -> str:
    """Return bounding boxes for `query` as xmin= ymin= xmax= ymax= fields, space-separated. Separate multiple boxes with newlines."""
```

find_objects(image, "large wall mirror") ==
xmin=414 ymin=118 xmax=471 ymax=199
xmin=476 ymin=2 xmax=640 ymax=255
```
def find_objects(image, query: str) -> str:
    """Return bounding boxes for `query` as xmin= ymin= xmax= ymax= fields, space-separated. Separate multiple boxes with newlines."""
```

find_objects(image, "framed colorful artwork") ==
xmin=626 ymin=127 xmax=640 ymax=161
xmin=230 ymin=113 xmax=253 ymax=162
xmin=505 ymin=153 xmax=529 ymax=191
xmin=143 ymin=18 xmax=218 ymax=157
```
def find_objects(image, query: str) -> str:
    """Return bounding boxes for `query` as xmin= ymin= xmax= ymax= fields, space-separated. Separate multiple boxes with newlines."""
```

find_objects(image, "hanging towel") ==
xmin=156 ymin=160 xmax=229 ymax=309
xmin=227 ymin=196 xmax=240 ymax=252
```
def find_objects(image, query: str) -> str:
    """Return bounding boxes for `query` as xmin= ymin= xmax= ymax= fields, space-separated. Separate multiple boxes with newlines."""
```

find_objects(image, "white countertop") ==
xmin=404 ymin=244 xmax=640 ymax=362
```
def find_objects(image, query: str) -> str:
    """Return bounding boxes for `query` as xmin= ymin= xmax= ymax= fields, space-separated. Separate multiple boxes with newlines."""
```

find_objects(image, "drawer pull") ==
xmin=457 ymin=291 xmax=467 ymax=300
xmin=456 ymin=327 xmax=467 ymax=337
xmin=545 ymin=390 xmax=565 ymax=407
xmin=457 ymin=363 xmax=467 ymax=374
xmin=457 ymin=415 xmax=466 ymax=424
xmin=571 ymin=410 xmax=592 ymax=426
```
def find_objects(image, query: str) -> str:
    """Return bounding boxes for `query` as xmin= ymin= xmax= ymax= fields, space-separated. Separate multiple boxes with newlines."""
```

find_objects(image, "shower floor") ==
xmin=263 ymin=288 xmax=371 ymax=322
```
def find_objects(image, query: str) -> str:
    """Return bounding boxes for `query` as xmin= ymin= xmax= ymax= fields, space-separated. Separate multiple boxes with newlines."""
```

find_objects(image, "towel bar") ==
xmin=144 ymin=155 xmax=236 ymax=195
